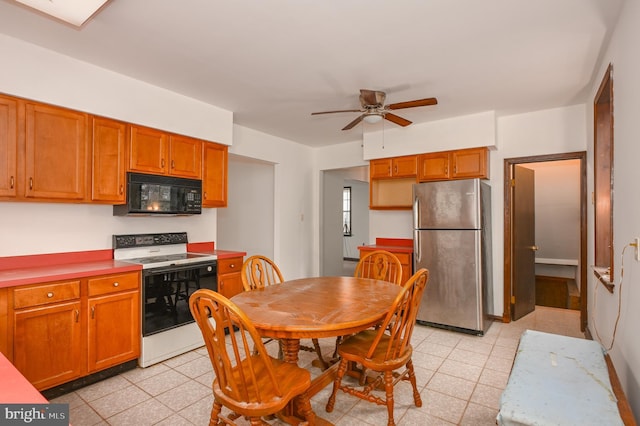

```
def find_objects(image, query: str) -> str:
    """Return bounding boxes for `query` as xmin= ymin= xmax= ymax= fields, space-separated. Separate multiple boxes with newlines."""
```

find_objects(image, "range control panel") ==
xmin=113 ymin=232 xmax=189 ymax=249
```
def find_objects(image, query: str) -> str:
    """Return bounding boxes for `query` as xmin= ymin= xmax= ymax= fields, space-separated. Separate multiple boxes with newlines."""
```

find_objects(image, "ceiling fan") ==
xmin=311 ymin=89 xmax=438 ymax=131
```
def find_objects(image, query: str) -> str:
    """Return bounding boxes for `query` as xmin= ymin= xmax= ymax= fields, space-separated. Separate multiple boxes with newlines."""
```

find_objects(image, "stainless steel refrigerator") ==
xmin=413 ymin=178 xmax=493 ymax=335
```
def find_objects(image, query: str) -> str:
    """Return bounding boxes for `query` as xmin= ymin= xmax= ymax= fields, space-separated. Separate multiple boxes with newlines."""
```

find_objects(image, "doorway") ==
xmin=503 ymin=152 xmax=587 ymax=331
xmin=320 ymin=166 xmax=369 ymax=276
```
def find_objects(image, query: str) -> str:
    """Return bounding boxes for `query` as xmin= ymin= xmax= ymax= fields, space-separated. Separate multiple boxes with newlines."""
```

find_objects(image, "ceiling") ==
xmin=0 ymin=0 xmax=624 ymax=148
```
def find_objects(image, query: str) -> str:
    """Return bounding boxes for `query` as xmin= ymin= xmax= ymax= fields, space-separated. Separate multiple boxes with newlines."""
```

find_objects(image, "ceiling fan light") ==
xmin=363 ymin=114 xmax=383 ymax=124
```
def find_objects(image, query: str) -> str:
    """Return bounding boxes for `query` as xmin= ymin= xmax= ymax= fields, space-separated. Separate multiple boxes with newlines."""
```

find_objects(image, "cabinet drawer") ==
xmin=217 ymin=257 xmax=242 ymax=275
xmin=14 ymin=281 xmax=80 ymax=309
xmin=88 ymin=272 xmax=140 ymax=297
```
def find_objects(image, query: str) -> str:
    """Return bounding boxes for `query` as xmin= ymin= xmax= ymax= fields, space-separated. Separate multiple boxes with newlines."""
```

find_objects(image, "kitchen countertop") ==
xmin=358 ymin=237 xmax=413 ymax=253
xmin=0 ymin=351 xmax=48 ymax=403
xmin=0 ymin=245 xmax=246 ymax=289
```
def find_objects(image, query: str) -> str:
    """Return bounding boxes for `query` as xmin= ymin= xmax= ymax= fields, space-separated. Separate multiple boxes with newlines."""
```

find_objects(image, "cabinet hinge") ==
xmin=511 ymin=295 xmax=516 ymax=304
xmin=510 ymin=179 xmax=516 ymax=187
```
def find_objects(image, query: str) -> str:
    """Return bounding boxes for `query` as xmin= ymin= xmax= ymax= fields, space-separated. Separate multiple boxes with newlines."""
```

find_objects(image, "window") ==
xmin=594 ymin=63 xmax=614 ymax=289
xmin=343 ymin=187 xmax=352 ymax=236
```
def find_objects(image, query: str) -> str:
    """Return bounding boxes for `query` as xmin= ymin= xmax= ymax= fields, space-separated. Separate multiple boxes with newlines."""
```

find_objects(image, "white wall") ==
xmin=344 ymin=179 xmax=369 ymax=259
xmin=217 ymin=155 xmax=275 ymax=258
xmin=229 ymin=125 xmax=315 ymax=280
xmin=0 ymin=34 xmax=234 ymax=255
xmin=587 ymin=0 xmax=640 ymax=414
xmin=0 ymin=34 xmax=232 ymax=145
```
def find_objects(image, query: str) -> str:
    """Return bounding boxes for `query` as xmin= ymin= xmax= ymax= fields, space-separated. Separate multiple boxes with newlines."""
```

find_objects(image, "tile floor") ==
xmin=51 ymin=306 xmax=583 ymax=425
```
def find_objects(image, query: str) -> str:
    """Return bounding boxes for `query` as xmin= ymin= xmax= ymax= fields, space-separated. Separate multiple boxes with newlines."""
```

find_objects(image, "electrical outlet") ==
xmin=635 ymin=237 xmax=640 ymax=261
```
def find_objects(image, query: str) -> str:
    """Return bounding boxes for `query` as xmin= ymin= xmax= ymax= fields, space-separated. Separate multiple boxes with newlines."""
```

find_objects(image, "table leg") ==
xmin=281 ymin=338 xmax=301 ymax=364
xmin=278 ymin=338 xmax=337 ymax=425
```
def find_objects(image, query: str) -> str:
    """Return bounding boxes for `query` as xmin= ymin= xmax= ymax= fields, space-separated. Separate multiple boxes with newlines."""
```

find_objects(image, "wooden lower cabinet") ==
xmin=13 ymin=300 xmax=83 ymax=390
xmin=217 ymin=256 xmax=244 ymax=299
xmin=87 ymin=272 xmax=140 ymax=373
xmin=9 ymin=271 xmax=141 ymax=391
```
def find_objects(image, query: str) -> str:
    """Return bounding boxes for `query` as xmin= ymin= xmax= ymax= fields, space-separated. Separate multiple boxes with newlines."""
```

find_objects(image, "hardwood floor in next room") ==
xmin=51 ymin=306 xmax=582 ymax=425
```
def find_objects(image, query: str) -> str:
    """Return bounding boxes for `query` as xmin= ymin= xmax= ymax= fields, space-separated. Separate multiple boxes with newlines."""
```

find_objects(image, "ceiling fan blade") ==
xmin=342 ymin=115 xmax=365 ymax=130
xmin=311 ymin=109 xmax=362 ymax=115
xmin=384 ymin=113 xmax=412 ymax=127
xmin=386 ymin=97 xmax=438 ymax=110
xmin=359 ymin=89 xmax=386 ymax=107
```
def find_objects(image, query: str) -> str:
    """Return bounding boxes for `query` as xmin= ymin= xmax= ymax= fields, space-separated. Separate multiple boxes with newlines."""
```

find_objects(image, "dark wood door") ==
xmin=512 ymin=165 xmax=537 ymax=320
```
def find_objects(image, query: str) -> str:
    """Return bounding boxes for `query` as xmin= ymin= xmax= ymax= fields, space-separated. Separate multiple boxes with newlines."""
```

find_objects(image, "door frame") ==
xmin=503 ymin=151 xmax=587 ymax=330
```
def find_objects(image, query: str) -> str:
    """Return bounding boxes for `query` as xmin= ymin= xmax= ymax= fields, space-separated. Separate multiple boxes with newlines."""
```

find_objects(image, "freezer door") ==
xmin=414 ymin=229 xmax=483 ymax=332
xmin=413 ymin=179 xmax=480 ymax=230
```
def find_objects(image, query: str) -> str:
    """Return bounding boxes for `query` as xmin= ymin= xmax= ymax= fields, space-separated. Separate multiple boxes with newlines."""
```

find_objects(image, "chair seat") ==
xmin=214 ymin=355 xmax=311 ymax=417
xmin=339 ymin=329 xmax=413 ymax=372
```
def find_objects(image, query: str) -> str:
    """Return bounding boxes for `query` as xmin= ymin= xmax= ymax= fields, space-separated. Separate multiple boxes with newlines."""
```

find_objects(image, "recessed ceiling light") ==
xmin=14 ymin=0 xmax=110 ymax=27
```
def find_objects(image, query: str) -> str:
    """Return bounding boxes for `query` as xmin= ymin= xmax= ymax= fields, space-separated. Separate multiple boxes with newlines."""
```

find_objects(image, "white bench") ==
xmin=497 ymin=330 xmax=628 ymax=425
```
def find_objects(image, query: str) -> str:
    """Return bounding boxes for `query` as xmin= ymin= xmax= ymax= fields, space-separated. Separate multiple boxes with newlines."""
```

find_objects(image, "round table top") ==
xmin=231 ymin=276 xmax=402 ymax=339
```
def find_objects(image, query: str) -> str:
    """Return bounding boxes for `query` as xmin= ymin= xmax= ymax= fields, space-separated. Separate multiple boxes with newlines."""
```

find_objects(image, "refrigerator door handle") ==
xmin=414 ymin=231 xmax=421 ymax=264
xmin=413 ymin=194 xmax=419 ymax=229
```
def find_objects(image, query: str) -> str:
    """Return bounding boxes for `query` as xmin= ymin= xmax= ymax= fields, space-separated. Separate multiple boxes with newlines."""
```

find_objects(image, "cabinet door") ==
xmin=129 ymin=125 xmax=168 ymax=174
xmin=13 ymin=301 xmax=83 ymax=390
xmin=391 ymin=155 xmax=417 ymax=177
xmin=0 ymin=95 xmax=17 ymax=197
xmin=202 ymin=142 xmax=228 ymax=207
xmin=370 ymin=158 xmax=392 ymax=179
xmin=169 ymin=135 xmax=202 ymax=179
xmin=217 ymin=256 xmax=243 ymax=298
xmin=451 ymin=147 xmax=488 ymax=179
xmin=25 ymin=102 xmax=89 ymax=200
xmin=418 ymin=152 xmax=451 ymax=181
xmin=88 ymin=290 xmax=140 ymax=372
xmin=92 ymin=117 xmax=127 ymax=202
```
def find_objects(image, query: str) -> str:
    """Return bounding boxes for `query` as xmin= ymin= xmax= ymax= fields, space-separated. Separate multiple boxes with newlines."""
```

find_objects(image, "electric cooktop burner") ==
xmin=113 ymin=232 xmax=217 ymax=269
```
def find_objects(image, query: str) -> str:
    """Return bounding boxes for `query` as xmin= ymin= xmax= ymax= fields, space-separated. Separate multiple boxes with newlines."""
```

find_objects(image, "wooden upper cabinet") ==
xmin=169 ymin=134 xmax=202 ymax=179
xmin=418 ymin=147 xmax=488 ymax=182
xmin=202 ymin=142 xmax=228 ymax=207
xmin=92 ymin=117 xmax=127 ymax=203
xmin=451 ymin=147 xmax=488 ymax=179
xmin=0 ymin=95 xmax=17 ymax=197
xmin=370 ymin=155 xmax=417 ymax=179
xmin=418 ymin=151 xmax=451 ymax=181
xmin=129 ymin=125 xmax=169 ymax=175
xmin=24 ymin=102 xmax=89 ymax=200
xmin=129 ymin=125 xmax=202 ymax=179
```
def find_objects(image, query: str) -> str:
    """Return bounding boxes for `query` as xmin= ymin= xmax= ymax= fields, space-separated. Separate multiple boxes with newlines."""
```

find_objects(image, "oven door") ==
xmin=142 ymin=261 xmax=217 ymax=336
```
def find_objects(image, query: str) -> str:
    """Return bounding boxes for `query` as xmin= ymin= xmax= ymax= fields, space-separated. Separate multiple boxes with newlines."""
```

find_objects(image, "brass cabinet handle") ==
xmin=161 ymin=159 xmax=165 ymax=168
xmin=29 ymin=177 xmax=33 ymax=190
xmin=529 ymin=245 xmax=539 ymax=251
xmin=47 ymin=292 xmax=54 ymax=298
xmin=203 ymin=191 xmax=208 ymax=200
xmin=10 ymin=176 xmax=14 ymax=189
xmin=75 ymin=310 xmax=80 ymax=323
xmin=113 ymin=282 xmax=119 ymax=287
xmin=91 ymin=306 xmax=95 ymax=319
xmin=119 ymin=184 xmax=124 ymax=195
xmin=171 ymin=160 xmax=175 ymax=169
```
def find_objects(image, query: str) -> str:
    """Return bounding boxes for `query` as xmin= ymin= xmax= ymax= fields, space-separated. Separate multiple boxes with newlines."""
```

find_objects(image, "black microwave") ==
xmin=113 ymin=173 xmax=202 ymax=216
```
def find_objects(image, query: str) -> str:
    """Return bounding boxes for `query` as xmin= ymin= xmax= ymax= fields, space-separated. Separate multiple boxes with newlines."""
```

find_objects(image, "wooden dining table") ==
xmin=231 ymin=275 xmax=402 ymax=424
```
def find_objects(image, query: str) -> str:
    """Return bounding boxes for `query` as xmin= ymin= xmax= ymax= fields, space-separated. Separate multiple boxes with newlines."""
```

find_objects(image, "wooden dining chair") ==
xmin=332 ymin=250 xmax=405 ymax=361
xmin=241 ymin=255 xmax=330 ymax=369
xmin=326 ymin=268 xmax=430 ymax=426
xmin=354 ymin=250 xmax=403 ymax=286
xmin=189 ymin=289 xmax=316 ymax=426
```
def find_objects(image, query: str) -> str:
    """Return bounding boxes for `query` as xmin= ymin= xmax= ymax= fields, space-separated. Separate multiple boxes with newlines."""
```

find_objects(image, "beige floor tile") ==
xmin=60 ymin=304 xmax=584 ymax=426
xmin=460 ymin=401 xmax=499 ymax=426
xmin=425 ymin=371 xmax=476 ymax=400
xmin=154 ymin=379 xmax=211 ymax=411
xmin=135 ymin=369 xmax=191 ymax=397
xmin=89 ymin=384 xmax=150 ymax=418
xmin=105 ymin=397 xmax=173 ymax=425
